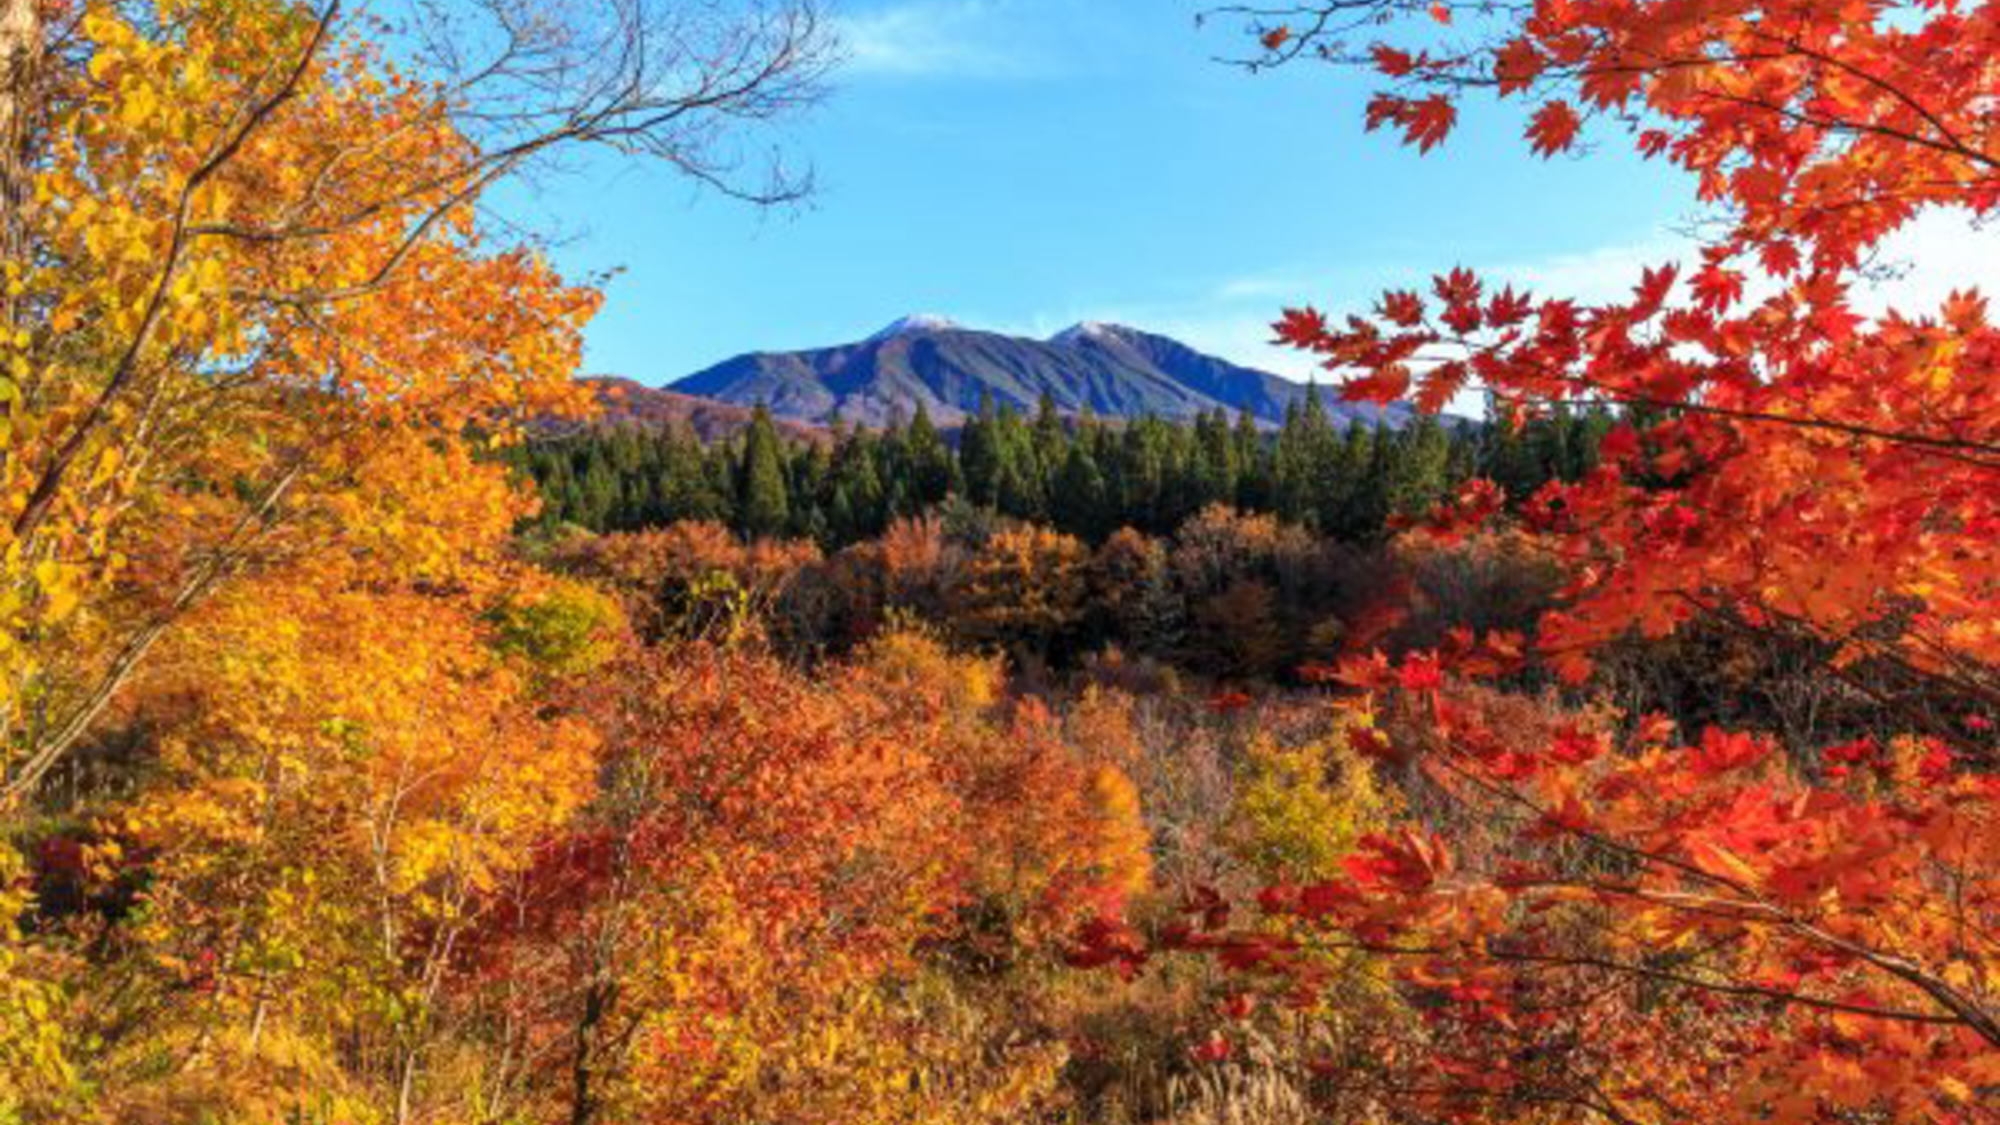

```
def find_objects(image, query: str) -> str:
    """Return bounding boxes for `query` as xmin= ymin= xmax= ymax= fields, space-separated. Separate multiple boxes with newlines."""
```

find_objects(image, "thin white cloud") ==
xmin=1006 ymin=210 xmax=2000 ymax=422
xmin=833 ymin=1 xmax=1034 ymax=79
xmin=1481 ymin=211 xmax=2000 ymax=314
xmin=1491 ymin=233 xmax=1694 ymax=303
xmin=1859 ymin=209 xmax=2000 ymax=315
xmin=1210 ymin=274 xmax=1309 ymax=303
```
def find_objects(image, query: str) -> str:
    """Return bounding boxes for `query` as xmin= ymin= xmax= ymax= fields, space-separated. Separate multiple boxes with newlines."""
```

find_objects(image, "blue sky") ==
xmin=500 ymin=0 xmax=1979 ymax=387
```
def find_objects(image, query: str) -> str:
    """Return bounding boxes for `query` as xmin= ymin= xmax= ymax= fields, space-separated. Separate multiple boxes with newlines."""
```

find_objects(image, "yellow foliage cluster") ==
xmin=1226 ymin=711 xmax=1398 ymax=882
xmin=0 ymin=847 xmax=76 ymax=1119
xmin=63 ymin=433 xmax=609 ymax=1119
xmin=0 ymin=0 xmax=597 ymax=800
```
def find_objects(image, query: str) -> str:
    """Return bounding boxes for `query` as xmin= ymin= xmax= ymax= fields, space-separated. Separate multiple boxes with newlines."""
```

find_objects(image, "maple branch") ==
xmin=1751 ymin=29 xmax=1999 ymax=172
xmin=1417 ymin=726 xmax=1768 ymax=902
xmin=1671 ymin=593 xmax=1999 ymax=764
xmin=2 ymin=452 xmax=310 ymax=806
xmin=1410 ymin=711 xmax=2000 ymax=1048
xmin=1696 ymin=85 xmax=1995 ymax=171
xmin=1304 ymin=934 xmax=1973 ymax=1027
xmin=1441 ymin=332 xmax=2000 ymax=466
xmin=8 ymin=2 xmax=337 ymax=547
xmin=1607 ymin=392 xmax=1999 ymax=467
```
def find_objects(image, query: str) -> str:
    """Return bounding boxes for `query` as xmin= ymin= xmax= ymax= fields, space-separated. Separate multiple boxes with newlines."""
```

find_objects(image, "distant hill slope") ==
xmin=668 ymin=316 xmax=1410 ymax=429
xmin=577 ymin=377 xmax=826 ymax=442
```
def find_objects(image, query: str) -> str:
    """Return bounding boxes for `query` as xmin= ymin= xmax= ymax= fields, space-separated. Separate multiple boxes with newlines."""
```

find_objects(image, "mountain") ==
xmin=668 ymin=317 xmax=1410 ymax=429
xmin=575 ymin=377 xmax=827 ymax=443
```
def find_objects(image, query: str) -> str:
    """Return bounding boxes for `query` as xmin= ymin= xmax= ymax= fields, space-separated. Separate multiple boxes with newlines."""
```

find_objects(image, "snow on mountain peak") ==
xmin=1052 ymin=321 xmax=1129 ymax=345
xmin=869 ymin=314 xmax=961 ymax=340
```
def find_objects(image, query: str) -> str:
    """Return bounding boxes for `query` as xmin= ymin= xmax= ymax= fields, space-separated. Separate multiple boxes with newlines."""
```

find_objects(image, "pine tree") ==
xmin=1050 ymin=441 xmax=1110 ymax=541
xmin=991 ymin=401 xmax=1045 ymax=521
xmin=1233 ymin=408 xmax=1271 ymax=511
xmin=826 ymin=431 xmax=887 ymax=545
xmin=1117 ymin=418 xmax=1171 ymax=533
xmin=902 ymin=402 xmax=958 ymax=508
xmin=1386 ymin=416 xmax=1452 ymax=523
xmin=578 ymin=449 xmax=619 ymax=531
xmin=1194 ymin=409 xmax=1238 ymax=511
xmin=659 ymin=428 xmax=727 ymax=523
xmin=1274 ymin=389 xmax=1333 ymax=526
xmin=736 ymin=404 xmax=792 ymax=539
xmin=959 ymin=393 xmax=1002 ymax=507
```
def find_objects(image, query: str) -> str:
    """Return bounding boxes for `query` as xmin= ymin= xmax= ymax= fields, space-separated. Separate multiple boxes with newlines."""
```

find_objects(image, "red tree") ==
xmin=1093 ymin=2 xmax=2000 ymax=1119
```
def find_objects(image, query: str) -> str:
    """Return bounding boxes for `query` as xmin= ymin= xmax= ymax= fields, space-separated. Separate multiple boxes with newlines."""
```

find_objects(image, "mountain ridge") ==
xmin=665 ymin=317 xmax=1409 ymax=430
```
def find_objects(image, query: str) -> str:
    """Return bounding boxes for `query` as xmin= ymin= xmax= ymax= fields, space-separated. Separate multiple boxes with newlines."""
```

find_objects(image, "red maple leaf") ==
xmin=1404 ymin=95 xmax=1458 ymax=153
xmin=1526 ymin=100 xmax=1582 ymax=156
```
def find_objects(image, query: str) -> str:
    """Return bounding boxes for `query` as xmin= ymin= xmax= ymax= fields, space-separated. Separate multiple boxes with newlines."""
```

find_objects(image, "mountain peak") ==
xmin=869 ymin=313 xmax=961 ymax=341
xmin=1051 ymin=320 xmax=1130 ymax=345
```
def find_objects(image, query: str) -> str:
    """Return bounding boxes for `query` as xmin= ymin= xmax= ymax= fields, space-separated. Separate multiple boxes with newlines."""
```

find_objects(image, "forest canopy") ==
xmin=511 ymin=395 xmax=1614 ymax=547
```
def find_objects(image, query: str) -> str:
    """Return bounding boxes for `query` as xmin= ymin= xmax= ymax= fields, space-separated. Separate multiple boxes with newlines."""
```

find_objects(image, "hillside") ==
xmin=577 ymin=376 xmax=826 ymax=442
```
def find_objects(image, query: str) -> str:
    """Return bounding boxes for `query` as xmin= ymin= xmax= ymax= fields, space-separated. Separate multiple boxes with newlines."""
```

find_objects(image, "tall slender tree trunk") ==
xmin=0 ymin=0 xmax=39 ymax=331
xmin=566 ymin=978 xmax=608 ymax=1125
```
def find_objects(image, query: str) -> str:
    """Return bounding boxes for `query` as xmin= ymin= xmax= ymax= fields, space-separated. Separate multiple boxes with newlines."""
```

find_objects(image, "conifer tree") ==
xmin=902 ymin=402 xmax=958 ymax=508
xmin=1387 ymin=416 xmax=1452 ymax=520
xmin=1031 ymin=391 xmax=1067 ymax=482
xmin=736 ymin=405 xmax=792 ymax=539
xmin=1233 ymin=408 xmax=1272 ymax=511
xmin=991 ymin=402 xmax=1046 ymax=521
xmin=959 ymin=394 xmax=1003 ymax=507
xmin=1050 ymin=442 xmax=1111 ymax=542
xmin=827 ymin=432 xmax=887 ymax=544
xmin=1193 ymin=409 xmax=1238 ymax=511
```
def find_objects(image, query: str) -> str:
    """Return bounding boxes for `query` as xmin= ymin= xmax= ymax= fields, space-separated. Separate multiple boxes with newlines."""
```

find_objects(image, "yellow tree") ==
xmin=0 ymin=0 xmax=827 ymax=1118
xmin=0 ymin=0 xmax=830 ymax=804
xmin=47 ymin=433 xmax=611 ymax=1121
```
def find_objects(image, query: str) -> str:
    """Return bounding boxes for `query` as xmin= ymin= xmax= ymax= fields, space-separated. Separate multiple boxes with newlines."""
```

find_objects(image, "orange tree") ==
xmin=1073 ymin=1 xmax=2000 ymax=1120
xmin=951 ymin=523 xmax=1091 ymax=659
xmin=463 ymin=629 xmax=1151 ymax=1124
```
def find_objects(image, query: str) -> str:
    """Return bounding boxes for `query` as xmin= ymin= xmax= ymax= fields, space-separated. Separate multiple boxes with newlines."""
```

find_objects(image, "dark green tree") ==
xmin=901 ymin=402 xmax=958 ymax=509
xmin=1050 ymin=441 xmax=1111 ymax=541
xmin=735 ymin=404 xmax=792 ymax=539
xmin=959 ymin=393 xmax=1002 ymax=507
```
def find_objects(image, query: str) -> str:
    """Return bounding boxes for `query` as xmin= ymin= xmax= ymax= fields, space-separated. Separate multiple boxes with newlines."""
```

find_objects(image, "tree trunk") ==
xmin=0 ymin=0 xmax=38 ymax=330
xmin=567 ymin=979 xmax=609 ymax=1125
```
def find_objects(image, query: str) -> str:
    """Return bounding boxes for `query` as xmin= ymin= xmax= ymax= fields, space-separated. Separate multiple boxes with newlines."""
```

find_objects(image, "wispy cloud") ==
xmin=832 ymin=1 xmax=1036 ymax=79
xmin=1479 ymin=212 xmax=2000 ymax=313
xmin=1491 ymin=234 xmax=1694 ymax=302
xmin=1009 ymin=211 xmax=2000 ymax=421
xmin=1858 ymin=209 xmax=2000 ymax=314
xmin=1209 ymin=274 xmax=1309 ymax=303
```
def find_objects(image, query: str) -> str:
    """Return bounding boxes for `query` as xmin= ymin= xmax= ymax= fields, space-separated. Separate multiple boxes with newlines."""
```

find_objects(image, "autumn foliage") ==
xmin=1056 ymin=0 xmax=2000 ymax=1119
xmin=4 ymin=0 xmax=1998 ymax=1121
xmin=460 ymin=633 xmax=1147 ymax=1122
